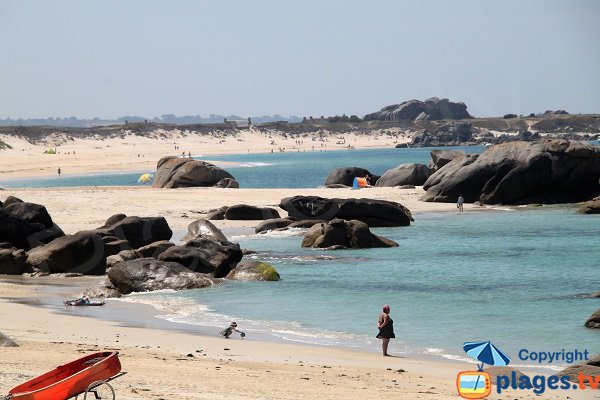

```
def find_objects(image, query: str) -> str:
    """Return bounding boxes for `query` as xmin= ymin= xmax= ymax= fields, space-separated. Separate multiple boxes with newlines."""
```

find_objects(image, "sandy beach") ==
xmin=0 ymin=135 xmax=597 ymax=400
xmin=0 ymin=128 xmax=409 ymax=180
xmin=1 ymin=277 xmax=590 ymax=400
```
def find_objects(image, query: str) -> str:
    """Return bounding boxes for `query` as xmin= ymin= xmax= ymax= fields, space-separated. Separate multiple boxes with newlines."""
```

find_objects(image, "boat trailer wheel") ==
xmin=80 ymin=380 xmax=116 ymax=400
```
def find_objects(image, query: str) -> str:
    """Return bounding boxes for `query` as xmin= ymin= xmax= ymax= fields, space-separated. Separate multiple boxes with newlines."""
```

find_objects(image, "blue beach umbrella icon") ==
xmin=463 ymin=341 xmax=511 ymax=392
xmin=463 ymin=341 xmax=511 ymax=370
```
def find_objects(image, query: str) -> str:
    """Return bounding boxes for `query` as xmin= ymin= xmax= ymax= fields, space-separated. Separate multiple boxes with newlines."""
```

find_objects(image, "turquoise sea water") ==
xmin=116 ymin=207 xmax=600 ymax=366
xmin=0 ymin=145 xmax=484 ymax=189
xmin=3 ymin=144 xmax=599 ymax=365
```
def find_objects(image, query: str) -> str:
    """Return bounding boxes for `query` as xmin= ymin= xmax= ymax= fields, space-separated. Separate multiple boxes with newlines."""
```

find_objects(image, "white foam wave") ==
xmin=237 ymin=162 xmax=274 ymax=168
xmin=233 ymin=228 xmax=306 ymax=241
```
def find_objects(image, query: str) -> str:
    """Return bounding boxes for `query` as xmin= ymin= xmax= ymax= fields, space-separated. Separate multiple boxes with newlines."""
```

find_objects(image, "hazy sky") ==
xmin=1 ymin=0 xmax=599 ymax=119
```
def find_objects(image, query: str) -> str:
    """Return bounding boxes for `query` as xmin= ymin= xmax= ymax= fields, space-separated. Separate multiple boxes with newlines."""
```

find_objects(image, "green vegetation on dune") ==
xmin=0 ymin=139 xmax=12 ymax=150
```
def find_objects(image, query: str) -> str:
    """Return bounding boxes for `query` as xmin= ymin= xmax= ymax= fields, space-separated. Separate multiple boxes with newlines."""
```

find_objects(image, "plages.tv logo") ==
xmin=456 ymin=341 xmax=510 ymax=399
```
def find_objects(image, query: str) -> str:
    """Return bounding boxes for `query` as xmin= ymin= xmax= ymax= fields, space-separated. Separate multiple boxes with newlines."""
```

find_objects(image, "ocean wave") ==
xmin=236 ymin=162 xmax=274 ymax=168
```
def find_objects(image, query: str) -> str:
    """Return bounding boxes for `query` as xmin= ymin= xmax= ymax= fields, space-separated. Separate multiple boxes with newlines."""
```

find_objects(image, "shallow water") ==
xmin=0 ymin=145 xmax=484 ymax=188
xmin=115 ymin=207 xmax=600 ymax=365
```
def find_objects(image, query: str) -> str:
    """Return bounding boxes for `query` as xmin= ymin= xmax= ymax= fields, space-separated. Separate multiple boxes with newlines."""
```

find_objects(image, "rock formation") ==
xmin=280 ymin=196 xmax=413 ymax=227
xmin=152 ymin=156 xmax=235 ymax=188
xmin=324 ymin=167 xmax=378 ymax=187
xmin=226 ymin=261 xmax=280 ymax=281
xmin=364 ymin=97 xmax=472 ymax=121
xmin=302 ymin=219 xmax=398 ymax=249
xmin=108 ymin=258 xmax=217 ymax=294
xmin=422 ymin=140 xmax=600 ymax=204
xmin=375 ymin=163 xmax=431 ymax=187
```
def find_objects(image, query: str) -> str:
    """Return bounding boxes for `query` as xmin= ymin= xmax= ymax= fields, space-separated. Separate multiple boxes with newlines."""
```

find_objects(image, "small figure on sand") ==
xmin=457 ymin=194 xmax=464 ymax=213
xmin=57 ymin=167 xmax=61 ymax=177
xmin=376 ymin=305 xmax=395 ymax=356
xmin=220 ymin=322 xmax=245 ymax=339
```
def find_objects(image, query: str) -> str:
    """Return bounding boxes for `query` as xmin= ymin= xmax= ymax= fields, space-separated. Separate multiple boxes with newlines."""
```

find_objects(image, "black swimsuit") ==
xmin=376 ymin=316 xmax=395 ymax=339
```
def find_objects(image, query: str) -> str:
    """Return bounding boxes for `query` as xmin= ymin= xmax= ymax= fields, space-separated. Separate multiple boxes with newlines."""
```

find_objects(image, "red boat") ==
xmin=6 ymin=352 xmax=122 ymax=400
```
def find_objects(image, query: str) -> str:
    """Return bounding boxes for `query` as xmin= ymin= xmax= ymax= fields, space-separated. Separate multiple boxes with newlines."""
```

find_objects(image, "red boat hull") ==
xmin=8 ymin=351 xmax=121 ymax=400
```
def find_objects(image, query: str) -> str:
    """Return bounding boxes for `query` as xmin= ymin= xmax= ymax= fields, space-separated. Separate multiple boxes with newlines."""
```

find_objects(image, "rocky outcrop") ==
xmin=255 ymin=218 xmax=293 ymax=234
xmin=364 ymin=98 xmax=472 ymax=121
xmin=302 ymin=219 xmax=398 ymax=249
xmin=158 ymin=238 xmax=243 ymax=278
xmin=324 ymin=167 xmax=378 ymax=187
xmin=3 ymin=196 xmax=24 ymax=207
xmin=27 ymin=232 xmax=107 ymax=275
xmin=215 ymin=178 xmax=240 ymax=188
xmin=0 ymin=203 xmax=64 ymax=250
xmin=557 ymin=363 xmax=600 ymax=383
xmin=0 ymin=332 xmax=18 ymax=347
xmin=224 ymin=205 xmax=280 ymax=220
xmin=226 ymin=261 xmax=280 ymax=281
xmin=578 ymin=198 xmax=600 ymax=214
xmin=422 ymin=140 xmax=600 ymax=204
xmin=376 ymin=163 xmax=431 ymax=187
xmin=585 ymin=308 xmax=600 ymax=328
xmin=108 ymin=258 xmax=217 ymax=294
xmin=280 ymin=196 xmax=413 ymax=227
xmin=106 ymin=249 xmax=141 ymax=270
xmin=410 ymin=123 xmax=473 ymax=147
xmin=0 ymin=247 xmax=30 ymax=275
xmin=86 ymin=215 xmax=173 ymax=249
xmin=206 ymin=205 xmax=280 ymax=221
xmin=429 ymin=150 xmax=467 ymax=171
xmin=135 ymin=240 xmax=175 ymax=258
xmin=182 ymin=219 xmax=228 ymax=242
xmin=152 ymin=156 xmax=235 ymax=188
xmin=206 ymin=207 xmax=228 ymax=220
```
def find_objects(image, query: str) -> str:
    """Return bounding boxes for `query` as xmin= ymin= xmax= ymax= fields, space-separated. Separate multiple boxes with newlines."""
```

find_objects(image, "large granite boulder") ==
xmin=422 ymin=140 xmax=600 ymax=204
xmin=302 ymin=219 xmax=398 ymax=249
xmin=0 ymin=247 xmax=30 ymax=275
xmin=557 ymin=363 xmax=600 ymax=384
xmin=106 ymin=249 xmax=141 ymax=270
xmin=429 ymin=149 xmax=467 ymax=171
xmin=0 ymin=332 xmax=18 ymax=347
xmin=255 ymin=218 xmax=293 ymax=234
xmin=224 ymin=205 xmax=280 ymax=220
xmin=280 ymin=196 xmax=413 ymax=227
xmin=226 ymin=261 xmax=280 ymax=281
xmin=585 ymin=308 xmax=600 ymax=328
xmin=215 ymin=178 xmax=240 ymax=188
xmin=376 ymin=163 xmax=431 ymax=187
xmin=136 ymin=240 xmax=175 ymax=258
xmin=206 ymin=206 xmax=228 ymax=220
xmin=0 ymin=208 xmax=40 ymax=250
xmin=364 ymin=97 xmax=472 ymax=121
xmin=3 ymin=196 xmax=24 ymax=207
xmin=108 ymin=258 xmax=216 ymax=294
xmin=324 ymin=167 xmax=378 ymax=187
xmin=4 ymin=202 xmax=53 ymax=228
xmin=27 ymin=232 xmax=107 ymax=275
xmin=153 ymin=156 xmax=235 ymax=188
xmin=87 ymin=215 xmax=173 ymax=249
xmin=181 ymin=219 xmax=227 ymax=242
xmin=578 ymin=198 xmax=600 ymax=214
xmin=158 ymin=238 xmax=243 ymax=278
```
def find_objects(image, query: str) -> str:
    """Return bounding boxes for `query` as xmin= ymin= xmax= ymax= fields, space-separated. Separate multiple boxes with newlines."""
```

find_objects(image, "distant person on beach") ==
xmin=220 ymin=322 xmax=245 ymax=339
xmin=365 ymin=175 xmax=371 ymax=187
xmin=457 ymin=195 xmax=464 ymax=213
xmin=57 ymin=167 xmax=61 ymax=177
xmin=376 ymin=305 xmax=395 ymax=356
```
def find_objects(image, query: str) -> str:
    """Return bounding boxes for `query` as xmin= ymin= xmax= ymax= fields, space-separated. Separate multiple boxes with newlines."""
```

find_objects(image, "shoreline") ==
xmin=2 ymin=278 xmax=590 ymax=400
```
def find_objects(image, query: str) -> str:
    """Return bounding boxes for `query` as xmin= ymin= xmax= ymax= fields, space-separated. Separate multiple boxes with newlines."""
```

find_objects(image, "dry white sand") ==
xmin=0 ymin=128 xmax=409 ymax=179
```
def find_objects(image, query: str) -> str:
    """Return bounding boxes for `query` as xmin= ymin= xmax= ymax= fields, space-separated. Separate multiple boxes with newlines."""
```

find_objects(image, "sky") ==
xmin=1 ymin=0 xmax=599 ymax=119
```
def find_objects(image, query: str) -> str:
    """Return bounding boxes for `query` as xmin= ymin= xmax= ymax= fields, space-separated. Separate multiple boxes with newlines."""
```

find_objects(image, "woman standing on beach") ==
xmin=376 ymin=305 xmax=395 ymax=356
